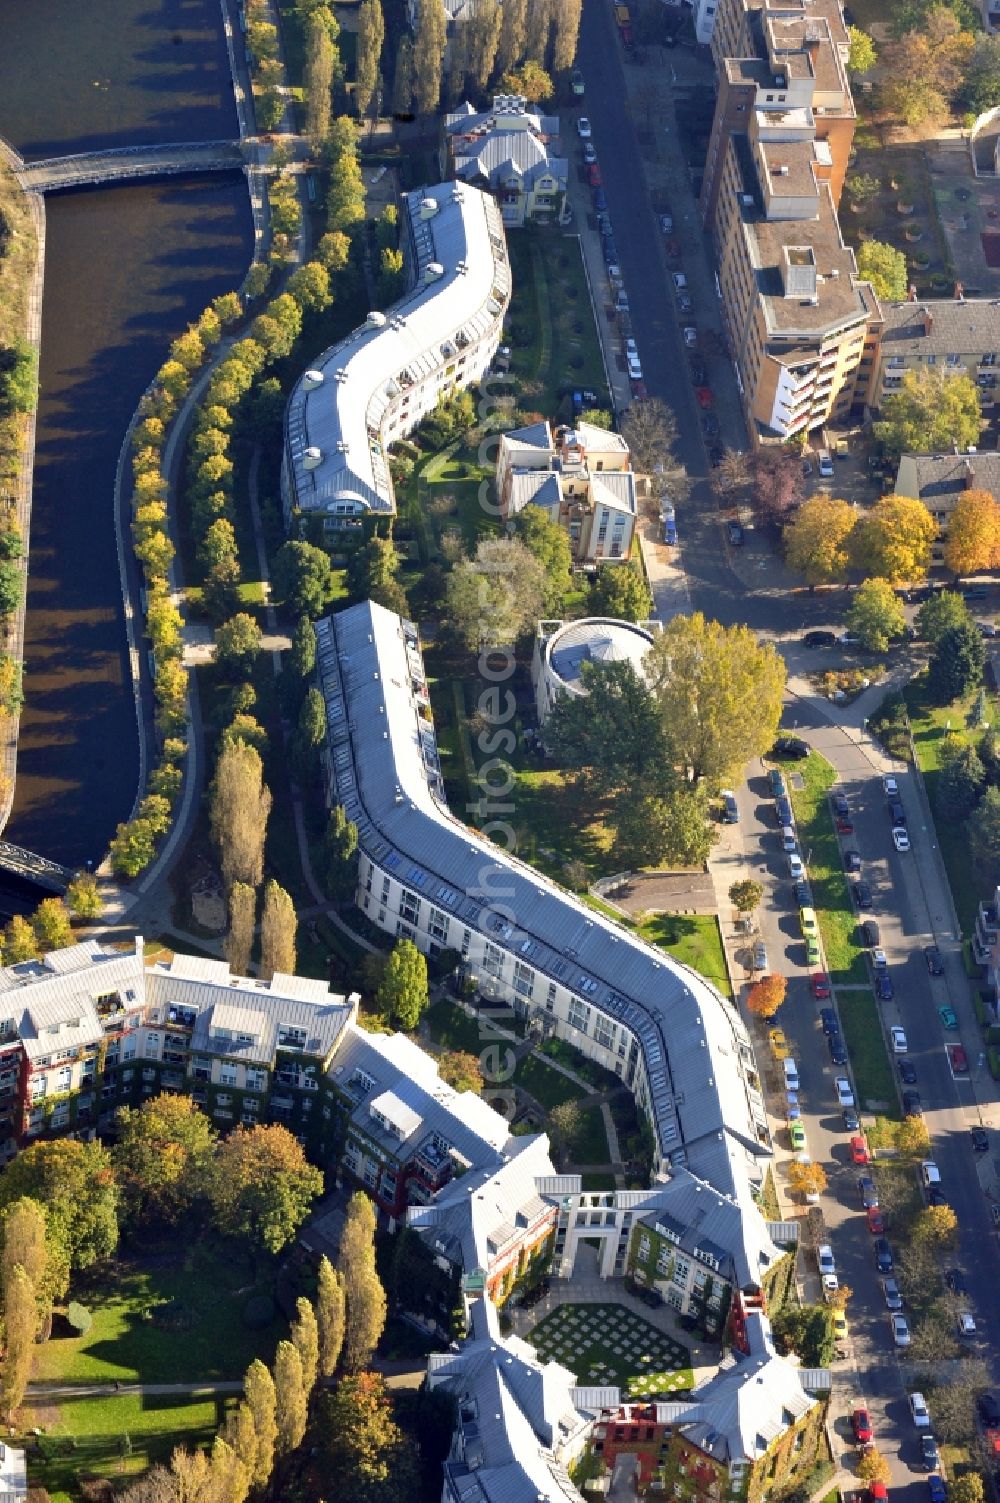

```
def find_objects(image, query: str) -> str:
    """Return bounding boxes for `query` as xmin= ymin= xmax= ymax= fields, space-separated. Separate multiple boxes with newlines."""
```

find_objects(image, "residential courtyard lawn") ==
xmin=425 ymin=998 xmax=485 ymax=1056
xmin=511 ymin=768 xmax=615 ymax=880
xmin=563 ymin=1106 xmax=611 ymax=1165
xmin=514 ymin=1053 xmax=586 ymax=1110
xmin=506 ymin=233 xmax=609 ymax=416
xmin=786 ymin=753 xmax=867 ymax=984
xmin=528 ymin=1303 xmax=693 ymax=1395
xmin=24 ymin=1391 xmax=223 ymax=1503
xmin=635 ymin=913 xmax=731 ymax=1000
xmin=33 ymin=1242 xmax=280 ymax=1385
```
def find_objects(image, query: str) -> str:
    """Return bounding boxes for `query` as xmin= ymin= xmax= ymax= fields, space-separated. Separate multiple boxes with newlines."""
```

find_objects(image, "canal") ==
xmin=0 ymin=0 xmax=253 ymax=875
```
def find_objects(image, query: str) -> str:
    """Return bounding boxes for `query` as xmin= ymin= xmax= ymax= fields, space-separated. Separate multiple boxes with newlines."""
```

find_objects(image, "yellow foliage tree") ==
xmin=943 ymin=488 xmax=1000 ymax=578
xmin=747 ymin=974 xmax=787 ymax=1019
xmin=857 ymin=1450 xmax=891 ymax=1487
xmin=850 ymin=495 xmax=938 ymax=584
xmin=787 ymin=1160 xmax=827 ymax=1198
xmin=783 ymin=496 xmax=858 ymax=586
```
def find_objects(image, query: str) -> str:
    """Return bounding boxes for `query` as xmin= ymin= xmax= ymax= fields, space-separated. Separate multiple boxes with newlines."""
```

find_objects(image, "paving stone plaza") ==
xmin=527 ymin=1302 xmax=693 ymax=1396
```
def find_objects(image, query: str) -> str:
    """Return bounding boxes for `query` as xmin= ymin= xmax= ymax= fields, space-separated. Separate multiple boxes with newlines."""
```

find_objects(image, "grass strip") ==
xmin=836 ymin=988 xmax=898 ymax=1116
xmin=787 ymin=753 xmax=868 ymax=984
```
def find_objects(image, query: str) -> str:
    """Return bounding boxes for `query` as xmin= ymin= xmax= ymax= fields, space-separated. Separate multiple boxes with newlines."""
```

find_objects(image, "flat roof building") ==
xmin=281 ymin=181 xmax=509 ymax=530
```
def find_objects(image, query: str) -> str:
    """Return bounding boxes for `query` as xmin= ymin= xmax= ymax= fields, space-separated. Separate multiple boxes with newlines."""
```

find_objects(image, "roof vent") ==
xmin=425 ymin=261 xmax=446 ymax=284
xmin=366 ymin=311 xmax=387 ymax=330
xmin=302 ymin=447 xmax=323 ymax=471
xmin=302 ymin=369 xmax=324 ymax=391
xmin=420 ymin=196 xmax=439 ymax=220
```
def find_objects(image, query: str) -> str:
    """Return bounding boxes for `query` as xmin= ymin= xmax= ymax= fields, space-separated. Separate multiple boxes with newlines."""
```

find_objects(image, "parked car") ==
xmin=702 ymin=414 xmax=719 ymax=437
xmin=817 ymin=1243 xmax=838 ymax=1293
xmin=583 ymin=141 xmax=598 ymax=164
xmin=726 ymin=520 xmax=744 ymax=546
xmin=949 ymin=1043 xmax=969 ymax=1074
xmin=775 ymin=795 xmax=793 ymax=826
xmin=790 ymin=1121 xmax=806 ymax=1151
xmin=813 ymin=975 xmax=832 ymax=1001
xmin=893 ymin=826 xmax=911 ymax=852
xmin=689 ymin=358 xmax=707 ymax=383
xmin=773 ymin=736 xmax=809 ymax=759
xmin=910 ymin=1393 xmax=931 ymax=1429
xmin=577 ymin=116 xmax=592 ymax=137
xmin=927 ymin=1476 xmax=947 ymax=1503
xmin=921 ymin=1436 xmax=941 ymax=1473
xmin=769 ymin=768 xmax=787 ymax=797
xmin=883 ymin=775 xmax=900 ymax=799
xmin=819 ymin=1005 xmax=837 ymax=1031
xmin=843 ymin=1106 xmax=861 ymax=1131
xmin=872 ymin=948 xmax=888 ymax=970
xmin=678 ymin=293 xmax=694 ymax=314
xmin=924 ymin=945 xmax=944 ymax=976
xmin=946 ymin=1267 xmax=968 ymax=1295
xmin=672 ymin=271 xmax=687 ymax=290
xmin=898 ymin=1058 xmax=917 ymax=1084
xmin=958 ymin=1311 xmax=977 ymax=1337
xmin=939 ymin=1004 xmax=958 ymax=1030
xmin=836 ymin=1077 xmax=855 ymax=1107
xmin=862 ymin=919 xmax=881 ymax=947
xmin=874 ymin=1237 xmax=894 ymax=1273
xmin=888 ymin=799 xmax=906 ymax=827
xmin=769 ymin=1027 xmax=790 ymax=1059
xmin=858 ymin=1175 xmax=878 ymax=1208
xmin=971 ymin=1127 xmax=989 ymax=1153
xmin=832 ymin=1309 xmax=849 ymax=1344
xmin=833 ymin=793 xmax=850 ymax=818
xmin=890 ymin=1026 xmax=908 ymax=1054
xmin=788 ymin=853 xmax=805 ymax=879
xmin=882 ymin=1276 xmax=903 ymax=1310
xmin=804 ymin=630 xmax=838 ymax=648
xmin=752 ymin=940 xmax=768 ymax=972
xmin=587 ymin=162 xmax=602 ymax=187
xmin=903 ymin=1090 xmax=923 ymax=1116
xmin=867 ymin=1205 xmax=886 ymax=1234
xmin=593 ymin=187 xmax=608 ymax=212
xmin=853 ymin=880 xmax=873 ymax=909
xmin=876 ymin=972 xmax=894 ymax=1001
xmin=978 ymin=1393 xmax=1000 ymax=1427
xmin=829 ymin=1035 xmax=848 ymax=1066
xmin=844 ymin=850 xmax=861 ymax=873
xmin=571 ymin=68 xmax=585 ymax=95
xmin=851 ymin=1135 xmax=869 ymax=1166
xmin=891 ymin=1313 xmax=911 ymax=1347
xmin=696 ymin=386 xmax=714 ymax=409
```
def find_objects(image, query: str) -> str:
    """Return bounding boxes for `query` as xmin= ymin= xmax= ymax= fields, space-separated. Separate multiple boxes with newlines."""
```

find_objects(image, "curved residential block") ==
xmin=281 ymin=182 xmax=510 ymax=531
xmin=315 ymin=600 xmax=773 ymax=1216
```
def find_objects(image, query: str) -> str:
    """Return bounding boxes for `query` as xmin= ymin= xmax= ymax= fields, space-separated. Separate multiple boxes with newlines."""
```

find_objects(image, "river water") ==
xmin=0 ymin=0 xmax=253 ymax=875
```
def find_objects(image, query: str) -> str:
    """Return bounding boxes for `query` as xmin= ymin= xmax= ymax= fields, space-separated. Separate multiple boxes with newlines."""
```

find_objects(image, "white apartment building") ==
xmin=497 ymin=420 xmax=637 ymax=564
xmin=281 ymin=181 xmax=510 ymax=530
xmin=315 ymin=600 xmax=773 ymax=1221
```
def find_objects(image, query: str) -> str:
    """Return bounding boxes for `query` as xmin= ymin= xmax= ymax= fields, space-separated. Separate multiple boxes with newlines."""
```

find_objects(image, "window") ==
xmin=672 ymin=1255 xmax=691 ymax=1287
xmin=429 ymin=907 xmax=449 ymax=942
xmin=245 ymin=1070 xmax=266 ymax=1093
xmin=638 ymin=1232 xmax=651 ymax=1260
xmin=513 ymin=961 xmax=534 ymax=998
xmin=55 ymin=1066 xmax=72 ymax=1093
xmin=381 ymin=875 xmax=391 ymax=903
xmin=483 ymin=942 xmax=504 ymax=978
xmin=461 ymin=928 xmax=472 ymax=958
xmin=656 ymin=1246 xmax=671 ymax=1275
xmin=567 ymin=998 xmax=590 ymax=1035
xmin=143 ymin=1033 xmax=160 ymax=1060
xmin=595 ymin=1017 xmax=615 ymax=1050
xmin=545 ymin=981 xmax=557 ymax=1013
xmin=400 ymin=889 xmax=421 ymax=925
xmin=946 ymin=354 xmax=963 ymax=368
xmin=219 ymin=1067 xmax=238 ymax=1087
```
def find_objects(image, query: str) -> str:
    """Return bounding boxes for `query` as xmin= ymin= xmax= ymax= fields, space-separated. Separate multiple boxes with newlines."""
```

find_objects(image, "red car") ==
xmin=836 ymin=816 xmax=854 ymax=834
xmin=949 ymin=1044 xmax=969 ymax=1074
xmin=587 ymin=163 xmax=602 ymax=187
xmin=851 ymin=1134 xmax=869 ymax=1166
xmin=811 ymin=972 xmax=831 ymax=999
xmin=852 ymin=1406 xmax=873 ymax=1446
xmin=867 ymin=1205 xmax=886 ymax=1234
xmin=695 ymin=386 xmax=714 ymax=409
xmin=665 ymin=237 xmax=680 ymax=259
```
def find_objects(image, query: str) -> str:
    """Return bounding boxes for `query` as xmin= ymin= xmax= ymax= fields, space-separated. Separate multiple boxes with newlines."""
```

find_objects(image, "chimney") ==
xmin=907 ymin=284 xmax=917 ymax=302
xmin=964 ymin=459 xmax=976 ymax=488
xmin=922 ymin=308 xmax=934 ymax=336
xmin=955 ymin=281 xmax=965 ymax=302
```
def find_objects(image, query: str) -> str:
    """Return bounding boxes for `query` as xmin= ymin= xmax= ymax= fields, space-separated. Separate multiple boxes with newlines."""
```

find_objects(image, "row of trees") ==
xmin=543 ymin=616 xmax=785 ymax=869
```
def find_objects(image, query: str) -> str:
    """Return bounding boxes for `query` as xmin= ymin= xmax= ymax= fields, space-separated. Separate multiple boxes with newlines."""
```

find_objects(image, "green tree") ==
xmin=413 ymin=0 xmax=448 ymax=115
xmin=960 ymin=33 xmax=1000 ymax=113
xmin=337 ymin=1193 xmax=387 ymax=1373
xmin=850 ymin=494 xmax=937 ymax=584
xmin=225 ymin=881 xmax=256 ymax=977
xmin=286 ymin=261 xmax=332 ymax=313
xmin=274 ymin=1339 xmax=309 ymax=1455
xmin=198 ymin=517 xmax=239 ymax=574
xmin=927 ymin=621 xmax=985 ymax=703
xmin=324 ymin=804 xmax=359 ymax=901
xmin=856 ymin=240 xmax=908 ymax=301
xmin=4 ymin=914 xmax=37 ymax=963
xmin=259 ymin=879 xmax=297 ymax=982
xmin=391 ymin=34 xmax=414 ymax=115
xmin=316 ymin=229 xmax=353 ymax=274
xmin=292 ymin=1296 xmax=320 ymax=1397
xmin=1 ymin=1262 xmax=35 ymax=1417
xmin=376 ymin=938 xmax=429 ymax=1030
xmin=446 ymin=537 xmax=548 ymax=650
xmin=292 ymin=685 xmax=327 ymax=785
xmin=215 ymin=614 xmax=263 ymax=678
xmin=0 ymin=1138 xmax=118 ymax=1276
xmin=210 ymin=739 xmax=272 ymax=891
xmin=545 ymin=660 xmax=665 ymax=797
xmin=273 ymin=540 xmax=334 ymax=618
xmin=355 ymin=0 xmax=385 ymax=117
xmin=729 ymin=879 xmax=763 ymax=915
xmin=783 ymin=496 xmax=857 ymax=586
xmin=320 ymin=1371 xmax=417 ymax=1501
xmin=65 ymin=872 xmax=102 ymax=923
xmin=646 ymin=613 xmax=786 ymax=787
xmin=437 ymin=1050 xmax=485 ymax=1094
xmin=847 ymin=25 xmax=878 ymax=71
xmin=316 ymin=1255 xmax=346 ymax=1378
xmin=875 ymin=367 xmax=981 ymax=460
xmin=208 ymin=1124 xmax=323 ymax=1255
xmin=916 ymin=590 xmax=971 ymax=643
xmin=499 ymin=59 xmax=554 ymax=101
xmin=203 ymin=556 xmax=242 ymax=622
xmin=0 ymin=560 xmax=23 ymax=619
xmin=970 ymin=785 xmax=1000 ymax=881
xmin=949 ymin=1476 xmax=986 ymax=1503
xmin=109 ymin=817 xmax=159 ymax=877
xmin=937 ymin=744 xmax=985 ymax=818
xmin=32 ymin=897 xmax=73 ymax=952
xmin=588 ymin=561 xmax=653 ymax=622
xmin=305 ymin=11 xmax=337 ymax=144
xmin=244 ymin=1358 xmax=278 ymax=1492
xmin=325 ymin=116 xmax=366 ymax=232
xmin=1 ymin=1197 xmax=51 ymax=1333
xmin=613 ymin=784 xmax=714 ymax=869
xmin=289 ymin=614 xmax=317 ymax=680
xmin=113 ymin=1095 xmax=217 ymax=1230
xmin=511 ymin=504 xmax=572 ymax=611
xmin=0 ymin=338 xmax=37 ymax=415
xmin=847 ymin=577 xmax=906 ymax=651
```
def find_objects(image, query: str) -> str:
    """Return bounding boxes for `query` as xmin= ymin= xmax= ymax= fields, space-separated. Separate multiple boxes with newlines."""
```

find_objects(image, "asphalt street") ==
xmin=575 ymin=6 xmax=1000 ymax=1494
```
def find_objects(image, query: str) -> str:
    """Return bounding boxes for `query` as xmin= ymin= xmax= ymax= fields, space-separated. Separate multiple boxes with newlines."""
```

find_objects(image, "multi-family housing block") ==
xmin=531 ymin=616 xmax=658 ymax=725
xmin=496 ymin=419 xmax=637 ymax=563
xmin=280 ymin=181 xmax=509 ymax=531
xmin=855 ymin=294 xmax=1000 ymax=410
xmin=442 ymin=96 xmax=568 ymax=228
xmin=892 ymin=451 xmax=1000 ymax=564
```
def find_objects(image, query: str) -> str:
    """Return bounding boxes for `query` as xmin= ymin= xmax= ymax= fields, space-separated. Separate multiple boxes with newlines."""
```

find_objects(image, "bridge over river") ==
xmin=17 ymin=139 xmax=246 ymax=193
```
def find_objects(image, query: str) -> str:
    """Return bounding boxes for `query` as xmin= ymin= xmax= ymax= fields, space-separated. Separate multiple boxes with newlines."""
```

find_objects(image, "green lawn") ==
xmin=506 ymin=232 xmax=609 ymax=416
xmin=24 ymin=1391 xmax=223 ymax=1503
xmin=786 ymin=753 xmax=868 ymax=983
xmin=580 ymin=1172 xmax=617 ymax=1191
xmin=528 ymin=1303 xmax=692 ymax=1395
xmin=425 ymin=998 xmax=486 ymax=1054
xmin=635 ymin=913 xmax=732 ymax=999
xmin=538 ymin=1036 xmax=619 ymax=1090
xmin=903 ymin=677 xmax=996 ymax=937
xmin=836 ymin=988 xmax=898 ymax=1115
xmin=513 ymin=1053 xmax=586 ymax=1110
xmin=511 ymin=768 xmax=615 ymax=880
xmin=563 ymin=1106 xmax=611 ymax=1165
xmin=33 ymin=1243 xmax=280 ymax=1385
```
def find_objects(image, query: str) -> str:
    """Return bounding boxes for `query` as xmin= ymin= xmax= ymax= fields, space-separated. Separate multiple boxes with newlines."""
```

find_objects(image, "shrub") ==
xmin=242 ymin=1294 xmax=276 ymax=1330
xmin=989 ymin=1047 xmax=1000 ymax=1080
xmin=66 ymin=1301 xmax=92 ymax=1335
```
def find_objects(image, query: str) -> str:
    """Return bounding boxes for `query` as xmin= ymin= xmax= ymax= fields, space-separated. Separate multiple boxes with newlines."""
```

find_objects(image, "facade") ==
xmin=854 ymin=295 xmax=1000 ymax=414
xmin=0 ymin=1444 xmax=26 ymax=1503
xmin=532 ymin=616 xmax=659 ymax=724
xmin=280 ymin=181 xmax=509 ymax=530
xmin=893 ymin=452 xmax=1000 ymax=566
xmin=497 ymin=420 xmax=637 ymax=563
xmin=703 ymin=0 xmax=871 ymax=441
xmin=314 ymin=599 xmax=773 ymax=1219
xmin=443 ymin=97 xmax=568 ymax=228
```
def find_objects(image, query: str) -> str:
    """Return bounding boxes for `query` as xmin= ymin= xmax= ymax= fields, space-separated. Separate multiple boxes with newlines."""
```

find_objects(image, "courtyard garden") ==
xmin=528 ymin=1302 xmax=693 ymax=1396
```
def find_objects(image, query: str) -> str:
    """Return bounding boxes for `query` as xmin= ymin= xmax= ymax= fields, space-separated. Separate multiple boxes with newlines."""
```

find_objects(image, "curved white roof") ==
xmin=545 ymin=616 xmax=655 ymax=697
xmin=284 ymin=182 xmax=510 ymax=517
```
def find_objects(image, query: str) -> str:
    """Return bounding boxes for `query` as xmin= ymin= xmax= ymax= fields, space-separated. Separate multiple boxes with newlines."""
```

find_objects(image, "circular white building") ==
xmin=532 ymin=616 xmax=659 ymax=724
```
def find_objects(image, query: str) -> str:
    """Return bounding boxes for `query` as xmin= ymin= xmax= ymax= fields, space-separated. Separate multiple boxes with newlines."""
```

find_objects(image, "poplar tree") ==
xmin=551 ymin=0 xmax=582 ymax=72
xmin=337 ymin=1192 xmax=387 ymax=1372
xmin=413 ymin=0 xmax=447 ymax=116
xmin=355 ymin=0 xmax=385 ymax=118
xmin=316 ymin=1255 xmax=346 ymax=1377
xmin=305 ymin=13 xmax=336 ymax=145
xmin=1 ymin=1263 xmax=35 ymax=1416
xmin=496 ymin=0 xmax=528 ymax=76
xmin=209 ymin=740 xmax=272 ymax=891
xmin=223 ymin=1401 xmax=258 ymax=1483
xmin=225 ymin=882 xmax=256 ymax=976
xmin=467 ymin=0 xmax=502 ymax=91
xmin=274 ymin=1339 xmax=309 ymax=1455
xmin=259 ymin=880 xmax=296 ymax=982
xmin=525 ymin=0 xmax=552 ymax=64
xmin=292 ymin=1295 xmax=320 ymax=1397
xmin=244 ymin=1358 xmax=278 ymax=1489
xmin=391 ymin=36 xmax=415 ymax=116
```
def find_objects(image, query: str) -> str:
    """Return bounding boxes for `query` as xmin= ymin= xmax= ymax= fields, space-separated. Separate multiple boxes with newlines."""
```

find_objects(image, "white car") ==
xmin=835 ymin=1076 xmax=855 ymax=1108
xmin=883 ymin=775 xmax=899 ymax=799
xmin=683 ymin=326 xmax=698 ymax=347
xmin=882 ymin=1276 xmax=903 ymax=1311
xmin=872 ymin=949 xmax=888 ymax=970
xmin=583 ymin=142 xmax=597 ymax=164
xmin=891 ymin=1313 xmax=911 ymax=1347
xmin=817 ymin=1243 xmax=838 ymax=1291
xmin=788 ymin=853 xmax=805 ymax=880
xmin=576 ymin=116 xmax=592 ymax=138
xmin=909 ymin=1392 xmax=931 ymax=1428
xmin=627 ymin=354 xmax=643 ymax=381
xmin=958 ymin=1312 xmax=977 ymax=1337
xmin=892 ymin=827 xmax=910 ymax=852
xmin=890 ymin=1026 xmax=908 ymax=1054
xmin=672 ymin=272 xmax=688 ymax=290
xmin=624 ymin=338 xmax=638 ymax=359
